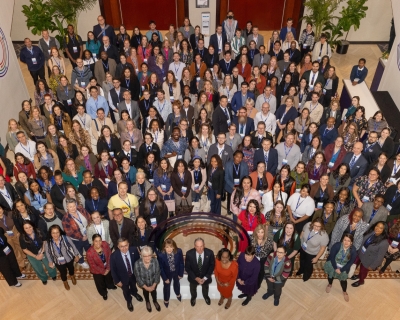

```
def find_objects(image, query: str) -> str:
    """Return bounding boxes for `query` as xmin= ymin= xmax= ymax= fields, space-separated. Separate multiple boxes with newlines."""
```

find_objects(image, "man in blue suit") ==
xmin=230 ymin=82 xmax=255 ymax=116
xmin=253 ymin=138 xmax=278 ymax=174
xmin=280 ymin=18 xmax=297 ymax=41
xmin=110 ymin=236 xmax=143 ymax=312
xmin=342 ymin=142 xmax=368 ymax=186
xmin=209 ymin=25 xmax=227 ymax=55
xmin=93 ymin=15 xmax=116 ymax=45
xmin=225 ymin=150 xmax=249 ymax=218
xmin=233 ymin=107 xmax=255 ymax=137
xmin=218 ymin=51 xmax=237 ymax=75
xmin=350 ymin=58 xmax=368 ymax=86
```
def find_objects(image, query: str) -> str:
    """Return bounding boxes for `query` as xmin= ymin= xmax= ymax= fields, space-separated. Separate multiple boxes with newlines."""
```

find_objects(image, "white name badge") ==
xmin=48 ymin=50 xmax=51 ymax=55
xmin=208 ymin=181 xmax=212 ymax=187
xmin=336 ymin=263 xmax=343 ymax=268
xmin=136 ymin=69 xmax=139 ymax=73
xmin=299 ymin=133 xmax=303 ymax=139
xmin=149 ymin=179 xmax=154 ymax=184
xmin=309 ymin=86 xmax=314 ymax=91
xmin=67 ymin=99 xmax=72 ymax=105
xmin=328 ymin=162 xmax=334 ymax=168
xmin=161 ymin=184 xmax=167 ymax=191
xmin=282 ymin=159 xmax=288 ymax=165
xmin=73 ymin=47 xmax=78 ymax=53
xmin=141 ymin=86 xmax=145 ymax=91
xmin=3 ymin=246 xmax=11 ymax=255
xmin=241 ymin=206 xmax=247 ymax=210
xmin=391 ymin=241 xmax=399 ymax=248
xmin=317 ymin=202 xmax=323 ymax=209
xmin=247 ymin=231 xmax=253 ymax=235
xmin=38 ymin=207 xmax=44 ymax=213
xmin=301 ymin=242 xmax=308 ymax=250
xmin=163 ymin=77 xmax=166 ymax=81
xmin=309 ymin=179 xmax=315 ymax=185
xmin=303 ymin=44 xmax=307 ymax=49
xmin=390 ymin=178 xmax=396 ymax=183
xmin=93 ymin=53 xmax=97 ymax=58
xmin=194 ymin=183 xmax=199 ymax=190
xmin=32 ymin=58 xmax=37 ymax=64
xmin=387 ymin=204 xmax=392 ymax=211
xmin=181 ymin=186 xmax=187 ymax=193
xmin=144 ymin=59 xmax=148 ymax=63
xmin=196 ymin=77 xmax=200 ymax=81
xmin=296 ymin=188 xmax=300 ymax=193
xmin=58 ymin=256 xmax=66 ymax=264
xmin=6 ymin=230 xmax=14 ymax=236
xmin=150 ymin=218 xmax=157 ymax=226
xmin=354 ymin=78 xmax=360 ymax=82
xmin=362 ymin=196 xmax=369 ymax=202
xmin=361 ymin=246 xmax=366 ymax=253
xmin=228 ymin=99 xmax=231 ymax=103
xmin=234 ymin=178 xmax=240 ymax=185
xmin=170 ymin=98 xmax=175 ymax=102
xmin=105 ymin=178 xmax=111 ymax=184
xmin=132 ymin=146 xmax=136 ymax=149
xmin=80 ymin=82 xmax=85 ymax=87
xmin=227 ymin=120 xmax=231 ymax=126
xmin=177 ymin=155 xmax=183 ymax=159
xmin=272 ymin=228 xmax=278 ymax=234
xmin=258 ymin=190 xmax=264 ymax=196
xmin=109 ymin=152 xmax=115 ymax=157
xmin=323 ymin=89 xmax=327 ymax=94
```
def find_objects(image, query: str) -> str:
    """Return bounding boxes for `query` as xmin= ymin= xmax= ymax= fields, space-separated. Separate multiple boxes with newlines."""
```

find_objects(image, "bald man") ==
xmin=93 ymin=15 xmax=116 ymax=45
xmin=99 ymin=36 xmax=120 ymax=64
xmin=342 ymin=141 xmax=368 ymax=186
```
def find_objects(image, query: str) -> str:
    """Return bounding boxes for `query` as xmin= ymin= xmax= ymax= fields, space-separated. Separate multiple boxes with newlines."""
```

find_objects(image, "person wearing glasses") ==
xmin=262 ymin=245 xmax=292 ymax=306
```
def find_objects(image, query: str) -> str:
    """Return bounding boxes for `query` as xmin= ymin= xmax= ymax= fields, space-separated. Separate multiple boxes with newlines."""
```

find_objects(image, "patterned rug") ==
xmin=2 ymin=257 xmax=399 ymax=281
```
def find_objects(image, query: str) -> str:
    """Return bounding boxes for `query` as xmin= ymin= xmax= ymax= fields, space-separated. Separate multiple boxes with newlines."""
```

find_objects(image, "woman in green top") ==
xmin=313 ymin=200 xmax=338 ymax=236
xmin=273 ymin=221 xmax=301 ymax=275
xmin=290 ymin=161 xmax=308 ymax=192
xmin=62 ymin=158 xmax=84 ymax=188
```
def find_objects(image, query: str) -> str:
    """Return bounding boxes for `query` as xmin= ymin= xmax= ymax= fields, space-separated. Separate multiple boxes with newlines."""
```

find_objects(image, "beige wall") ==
xmin=188 ymin=0 xmax=217 ymax=46
xmin=11 ymin=0 xmax=101 ymax=41
xmin=301 ymin=0 xmax=393 ymax=42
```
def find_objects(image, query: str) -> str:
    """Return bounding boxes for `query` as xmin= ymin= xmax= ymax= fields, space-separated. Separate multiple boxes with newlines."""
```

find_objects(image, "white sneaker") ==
xmin=17 ymin=273 xmax=26 ymax=279
xmin=79 ymin=262 xmax=89 ymax=269
xmin=15 ymin=282 xmax=22 ymax=287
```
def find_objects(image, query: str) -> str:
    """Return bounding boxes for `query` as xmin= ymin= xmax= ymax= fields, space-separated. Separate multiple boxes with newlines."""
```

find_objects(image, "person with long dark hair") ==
xmin=44 ymin=224 xmax=80 ymax=290
xmin=273 ymin=222 xmax=301 ymax=272
xmin=238 ymin=199 xmax=266 ymax=233
xmin=305 ymin=151 xmax=328 ymax=185
xmin=24 ymin=178 xmax=50 ymax=214
xmin=154 ymin=157 xmax=174 ymax=204
xmin=351 ymin=221 xmax=388 ymax=287
xmin=139 ymin=187 xmax=168 ymax=228
xmin=287 ymin=183 xmax=315 ymax=234
xmin=207 ymin=155 xmax=224 ymax=215
xmin=12 ymin=199 xmax=41 ymax=234
xmin=188 ymin=157 xmax=207 ymax=210
xmin=184 ymin=136 xmax=206 ymax=164
xmin=131 ymin=216 xmax=153 ymax=248
xmin=171 ymin=159 xmax=193 ymax=206
xmin=380 ymin=219 xmax=400 ymax=273
xmin=275 ymin=164 xmax=296 ymax=197
xmin=329 ymin=163 xmax=351 ymax=193
xmin=265 ymin=200 xmax=289 ymax=240
xmin=290 ymin=161 xmax=308 ymax=190
xmin=332 ymin=187 xmax=353 ymax=217
xmin=262 ymin=181 xmax=288 ymax=214
xmin=231 ymin=176 xmax=261 ymax=223
xmin=236 ymin=245 xmax=260 ymax=306
xmin=368 ymin=152 xmax=391 ymax=185
xmin=310 ymin=174 xmax=334 ymax=210
xmin=313 ymin=200 xmax=338 ymax=236
xmin=324 ymin=233 xmax=357 ymax=302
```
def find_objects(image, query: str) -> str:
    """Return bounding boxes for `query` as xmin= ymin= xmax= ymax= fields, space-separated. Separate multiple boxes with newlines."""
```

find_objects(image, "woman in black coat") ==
xmin=383 ymin=181 xmax=400 ymax=216
xmin=131 ymin=216 xmax=153 ymax=248
xmin=207 ymin=154 xmax=225 ymax=215
xmin=96 ymin=125 xmax=122 ymax=158
xmin=12 ymin=199 xmax=41 ymax=234
xmin=138 ymin=187 xmax=168 ymax=228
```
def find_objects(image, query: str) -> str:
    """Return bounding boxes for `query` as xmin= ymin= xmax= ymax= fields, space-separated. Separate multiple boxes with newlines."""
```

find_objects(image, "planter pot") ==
xmin=336 ymin=41 xmax=350 ymax=54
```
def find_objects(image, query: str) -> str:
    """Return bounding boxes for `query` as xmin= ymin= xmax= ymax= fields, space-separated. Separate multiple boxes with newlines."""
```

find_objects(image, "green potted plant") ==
xmin=301 ymin=0 xmax=344 ymax=38
xmin=22 ymin=0 xmax=58 ymax=36
xmin=324 ymin=0 xmax=368 ymax=54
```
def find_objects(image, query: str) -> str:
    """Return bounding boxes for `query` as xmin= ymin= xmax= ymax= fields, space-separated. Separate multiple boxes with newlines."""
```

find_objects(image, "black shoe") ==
xmin=176 ymin=295 xmax=182 ymax=302
xmin=238 ymin=293 xmax=247 ymax=299
xmin=146 ymin=302 xmax=152 ymax=312
xmin=296 ymin=271 xmax=303 ymax=276
xmin=103 ymin=294 xmax=108 ymax=300
xmin=164 ymin=301 xmax=169 ymax=308
xmin=42 ymin=280 xmax=47 ymax=285
xmin=262 ymin=293 xmax=272 ymax=300
xmin=135 ymin=294 xmax=143 ymax=302
xmin=52 ymin=277 xmax=57 ymax=281
xmin=242 ymin=296 xmax=252 ymax=306
xmin=274 ymin=298 xmax=280 ymax=306
xmin=350 ymin=275 xmax=359 ymax=281
xmin=153 ymin=301 xmax=161 ymax=311
xmin=204 ymin=297 xmax=211 ymax=305
xmin=351 ymin=281 xmax=364 ymax=287
xmin=190 ymin=299 xmax=196 ymax=306
xmin=127 ymin=302 xmax=133 ymax=312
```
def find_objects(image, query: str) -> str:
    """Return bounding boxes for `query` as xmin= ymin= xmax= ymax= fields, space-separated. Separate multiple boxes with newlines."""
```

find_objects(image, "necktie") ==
xmin=223 ymin=108 xmax=229 ymax=119
xmin=198 ymin=254 xmax=203 ymax=271
xmin=349 ymin=156 xmax=356 ymax=169
xmin=125 ymin=254 xmax=132 ymax=277
xmin=240 ymin=125 xmax=244 ymax=134
xmin=311 ymin=73 xmax=315 ymax=85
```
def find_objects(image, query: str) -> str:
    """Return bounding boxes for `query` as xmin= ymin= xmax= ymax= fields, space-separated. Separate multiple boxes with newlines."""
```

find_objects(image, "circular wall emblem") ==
xmin=0 ymin=27 xmax=10 ymax=78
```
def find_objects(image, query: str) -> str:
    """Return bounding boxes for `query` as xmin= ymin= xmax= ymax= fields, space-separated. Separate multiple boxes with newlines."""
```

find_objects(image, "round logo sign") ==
xmin=0 ymin=27 xmax=10 ymax=78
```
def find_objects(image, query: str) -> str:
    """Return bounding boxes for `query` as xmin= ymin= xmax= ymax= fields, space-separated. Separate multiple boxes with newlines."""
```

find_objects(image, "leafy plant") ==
xmin=22 ymin=0 xmax=57 ymax=35
xmin=324 ymin=0 xmax=368 ymax=48
xmin=302 ymin=0 xmax=344 ymax=38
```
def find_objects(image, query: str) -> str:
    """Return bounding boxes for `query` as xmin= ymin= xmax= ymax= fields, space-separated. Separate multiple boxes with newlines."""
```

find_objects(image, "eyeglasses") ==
xmin=148 ymin=193 xmax=157 ymax=197
xmin=276 ymin=251 xmax=285 ymax=254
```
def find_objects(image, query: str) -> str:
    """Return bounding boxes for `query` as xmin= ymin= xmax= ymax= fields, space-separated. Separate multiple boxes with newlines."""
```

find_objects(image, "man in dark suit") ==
xmin=209 ymin=25 xmax=227 ymax=55
xmin=285 ymin=41 xmax=302 ymax=65
xmin=301 ymin=61 xmax=325 ymax=90
xmin=233 ymin=107 xmax=255 ymax=137
xmin=185 ymin=238 xmax=215 ymax=306
xmin=362 ymin=131 xmax=381 ymax=164
xmin=181 ymin=97 xmax=195 ymax=128
xmin=230 ymin=82 xmax=255 ymax=116
xmin=99 ymin=36 xmax=120 ymax=64
xmin=218 ymin=51 xmax=237 ymax=75
xmin=93 ymin=15 xmax=116 ymax=44
xmin=350 ymin=58 xmax=368 ymax=86
xmin=0 ymin=175 xmax=19 ymax=211
xmin=118 ymin=90 xmax=140 ymax=128
xmin=342 ymin=142 xmax=368 ymax=186
xmin=207 ymin=133 xmax=233 ymax=166
xmin=250 ymin=121 xmax=273 ymax=149
xmin=138 ymin=133 xmax=161 ymax=164
xmin=109 ymin=208 xmax=136 ymax=248
xmin=108 ymin=78 xmax=127 ymax=123
xmin=193 ymin=38 xmax=208 ymax=61
xmin=212 ymin=95 xmax=233 ymax=137
xmin=253 ymin=138 xmax=278 ymax=174
xmin=110 ymin=237 xmax=143 ymax=311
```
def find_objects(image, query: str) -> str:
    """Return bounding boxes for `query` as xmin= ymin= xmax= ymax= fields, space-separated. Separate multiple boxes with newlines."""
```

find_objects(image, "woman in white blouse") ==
xmin=218 ymin=74 xmax=237 ymax=103
xmin=196 ymin=123 xmax=215 ymax=162
xmin=86 ymin=211 xmax=111 ymax=246
xmin=262 ymin=181 xmax=288 ymax=215
xmin=286 ymin=183 xmax=315 ymax=234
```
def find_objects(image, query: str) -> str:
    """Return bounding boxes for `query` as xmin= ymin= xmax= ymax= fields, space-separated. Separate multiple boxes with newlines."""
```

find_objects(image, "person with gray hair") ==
xmin=134 ymin=246 xmax=161 ymax=312
xmin=185 ymin=238 xmax=215 ymax=306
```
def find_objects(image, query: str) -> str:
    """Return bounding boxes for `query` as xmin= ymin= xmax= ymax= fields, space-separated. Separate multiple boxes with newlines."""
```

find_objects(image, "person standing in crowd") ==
xmin=236 ymin=245 xmax=260 ymax=306
xmin=63 ymin=25 xmax=84 ymax=68
xmin=86 ymin=234 xmax=116 ymax=300
xmin=20 ymin=38 xmax=45 ymax=84
xmin=185 ymin=238 xmax=215 ymax=306
xmin=110 ymin=237 xmax=143 ymax=312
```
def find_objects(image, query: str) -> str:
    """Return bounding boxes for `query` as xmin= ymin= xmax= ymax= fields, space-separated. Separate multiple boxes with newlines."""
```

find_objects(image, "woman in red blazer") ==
xmin=324 ymin=136 xmax=347 ymax=172
xmin=249 ymin=161 xmax=274 ymax=196
xmin=237 ymin=54 xmax=252 ymax=80
xmin=86 ymin=234 xmax=116 ymax=299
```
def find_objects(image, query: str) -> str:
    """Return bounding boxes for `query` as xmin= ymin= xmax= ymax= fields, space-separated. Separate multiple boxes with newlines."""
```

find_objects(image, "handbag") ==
xmin=164 ymin=194 xmax=175 ymax=212
xmin=176 ymin=199 xmax=194 ymax=215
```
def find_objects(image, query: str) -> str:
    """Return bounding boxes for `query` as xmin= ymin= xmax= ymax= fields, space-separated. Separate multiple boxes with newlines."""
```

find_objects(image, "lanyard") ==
xmin=179 ymin=173 xmax=185 ymax=183
xmin=336 ymin=201 xmax=343 ymax=213
xmin=319 ymin=188 xmax=325 ymax=199
xmin=78 ymin=115 xmax=86 ymax=127
xmin=150 ymin=203 xmax=156 ymax=215
xmin=2 ymin=216 xmax=8 ymax=230
xmin=313 ymin=165 xmax=321 ymax=177
xmin=369 ymin=209 xmax=378 ymax=223
xmin=283 ymin=144 xmax=292 ymax=158
xmin=273 ymin=257 xmax=281 ymax=275
xmin=248 ymin=214 xmax=256 ymax=230
xmin=102 ymin=61 xmax=109 ymax=70
xmin=323 ymin=212 xmax=331 ymax=224
xmin=34 ymin=194 xmax=42 ymax=205
xmin=194 ymin=169 xmax=200 ymax=182
xmin=392 ymin=162 xmax=400 ymax=176
xmin=243 ymin=190 xmax=251 ymax=206
xmin=364 ymin=142 xmax=376 ymax=152
xmin=92 ymin=199 xmax=99 ymax=211
xmin=305 ymin=231 xmax=317 ymax=243
xmin=365 ymin=235 xmax=375 ymax=246
xmin=294 ymin=196 xmax=305 ymax=213
xmin=323 ymin=127 xmax=333 ymax=137
xmin=71 ymin=213 xmax=85 ymax=229
xmin=158 ymin=101 xmax=166 ymax=114
xmin=58 ymin=185 xmax=66 ymax=196
xmin=53 ymin=239 xmax=62 ymax=255
xmin=392 ymin=191 xmax=400 ymax=204
xmin=233 ymin=164 xmax=240 ymax=176
xmin=20 ymin=143 xmax=31 ymax=156
xmin=126 ymin=79 xmax=130 ymax=87
xmin=119 ymin=196 xmax=131 ymax=210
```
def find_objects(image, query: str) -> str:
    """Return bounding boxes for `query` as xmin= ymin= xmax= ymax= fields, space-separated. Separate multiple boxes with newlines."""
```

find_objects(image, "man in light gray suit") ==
xmin=360 ymin=195 xmax=389 ymax=225
xmin=118 ymin=90 xmax=140 ymax=128
xmin=252 ymin=45 xmax=270 ymax=67
xmin=246 ymin=26 xmax=264 ymax=49
xmin=207 ymin=133 xmax=233 ymax=167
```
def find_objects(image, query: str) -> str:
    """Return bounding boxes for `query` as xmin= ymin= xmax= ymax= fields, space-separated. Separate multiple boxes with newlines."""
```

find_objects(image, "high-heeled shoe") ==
xmin=225 ymin=298 xmax=232 ymax=309
xmin=164 ymin=301 xmax=169 ymax=308
xmin=176 ymin=295 xmax=182 ymax=302
xmin=218 ymin=296 xmax=225 ymax=306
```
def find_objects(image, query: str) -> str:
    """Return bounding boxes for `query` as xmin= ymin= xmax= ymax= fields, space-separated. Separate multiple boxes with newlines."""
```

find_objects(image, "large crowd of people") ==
xmin=1 ymin=11 xmax=399 ymax=313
